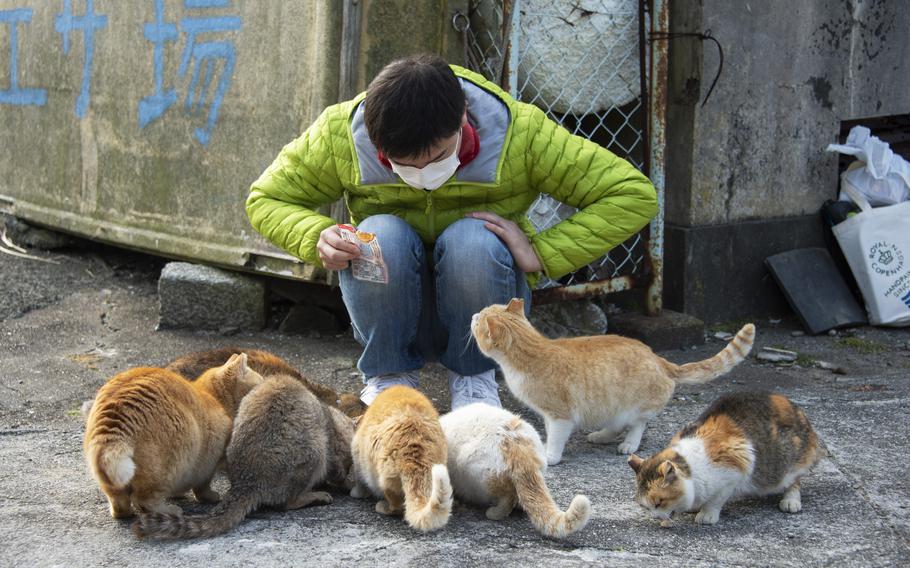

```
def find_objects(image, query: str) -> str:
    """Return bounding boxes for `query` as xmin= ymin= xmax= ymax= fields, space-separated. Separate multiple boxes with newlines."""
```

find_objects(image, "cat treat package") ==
xmin=338 ymin=224 xmax=389 ymax=284
xmin=833 ymin=179 xmax=910 ymax=326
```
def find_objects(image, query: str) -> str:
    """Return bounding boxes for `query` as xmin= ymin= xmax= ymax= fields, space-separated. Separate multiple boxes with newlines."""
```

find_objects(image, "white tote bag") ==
xmin=833 ymin=178 xmax=910 ymax=326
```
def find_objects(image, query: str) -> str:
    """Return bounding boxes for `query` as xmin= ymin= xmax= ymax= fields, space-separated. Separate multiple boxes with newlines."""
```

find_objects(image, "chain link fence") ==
xmin=455 ymin=0 xmax=650 ymax=292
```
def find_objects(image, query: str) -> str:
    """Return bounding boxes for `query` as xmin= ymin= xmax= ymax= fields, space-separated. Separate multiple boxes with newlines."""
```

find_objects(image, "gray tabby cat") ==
xmin=132 ymin=374 xmax=354 ymax=539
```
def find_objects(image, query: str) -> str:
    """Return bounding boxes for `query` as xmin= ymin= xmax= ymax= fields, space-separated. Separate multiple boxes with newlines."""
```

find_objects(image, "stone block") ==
xmin=608 ymin=309 xmax=705 ymax=352
xmin=158 ymin=262 xmax=266 ymax=331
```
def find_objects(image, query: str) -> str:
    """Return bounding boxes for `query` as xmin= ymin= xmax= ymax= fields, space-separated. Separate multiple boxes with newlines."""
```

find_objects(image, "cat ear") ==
xmin=659 ymin=461 xmax=677 ymax=483
xmin=221 ymin=352 xmax=246 ymax=376
xmin=506 ymin=298 xmax=525 ymax=314
xmin=628 ymin=454 xmax=643 ymax=473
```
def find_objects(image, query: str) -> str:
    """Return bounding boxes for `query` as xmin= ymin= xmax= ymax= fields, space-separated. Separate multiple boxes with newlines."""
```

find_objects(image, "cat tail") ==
xmin=131 ymin=490 xmax=258 ymax=540
xmin=88 ymin=438 xmax=135 ymax=489
xmin=401 ymin=464 xmax=453 ymax=532
xmin=503 ymin=435 xmax=591 ymax=538
xmin=665 ymin=323 xmax=755 ymax=384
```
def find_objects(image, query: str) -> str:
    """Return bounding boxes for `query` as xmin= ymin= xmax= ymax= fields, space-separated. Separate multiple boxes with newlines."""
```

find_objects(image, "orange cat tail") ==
xmin=665 ymin=323 xmax=755 ymax=385
xmin=503 ymin=436 xmax=591 ymax=538
xmin=88 ymin=439 xmax=135 ymax=490
xmin=402 ymin=464 xmax=453 ymax=532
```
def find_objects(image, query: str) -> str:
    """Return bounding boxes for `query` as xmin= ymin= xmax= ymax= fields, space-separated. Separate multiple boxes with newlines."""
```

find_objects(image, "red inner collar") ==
xmin=378 ymin=122 xmax=480 ymax=171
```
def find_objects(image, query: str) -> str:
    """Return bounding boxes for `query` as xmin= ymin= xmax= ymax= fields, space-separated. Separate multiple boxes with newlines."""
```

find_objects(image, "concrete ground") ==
xmin=1 ymin=242 xmax=909 ymax=568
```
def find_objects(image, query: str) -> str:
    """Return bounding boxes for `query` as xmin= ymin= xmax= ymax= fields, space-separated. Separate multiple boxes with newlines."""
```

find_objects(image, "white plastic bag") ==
xmin=833 ymin=177 xmax=910 ymax=326
xmin=826 ymin=126 xmax=910 ymax=206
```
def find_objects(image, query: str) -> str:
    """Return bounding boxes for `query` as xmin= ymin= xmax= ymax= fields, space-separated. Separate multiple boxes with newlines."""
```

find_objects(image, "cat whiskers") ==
xmin=458 ymin=329 xmax=477 ymax=357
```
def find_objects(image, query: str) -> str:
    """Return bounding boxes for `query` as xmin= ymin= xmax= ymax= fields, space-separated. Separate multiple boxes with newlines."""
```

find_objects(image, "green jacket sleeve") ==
xmin=245 ymin=108 xmax=345 ymax=268
xmin=523 ymin=104 xmax=658 ymax=280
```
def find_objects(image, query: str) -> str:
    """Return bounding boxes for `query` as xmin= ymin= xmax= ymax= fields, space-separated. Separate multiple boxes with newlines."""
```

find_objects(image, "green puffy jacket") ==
xmin=246 ymin=65 xmax=657 ymax=285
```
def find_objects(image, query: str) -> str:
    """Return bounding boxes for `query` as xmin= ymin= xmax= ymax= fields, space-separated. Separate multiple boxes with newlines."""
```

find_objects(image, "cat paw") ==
xmin=287 ymin=491 xmax=333 ymax=509
xmin=350 ymin=484 xmax=368 ymax=499
xmin=375 ymin=500 xmax=401 ymax=515
xmin=779 ymin=496 xmax=802 ymax=513
xmin=586 ymin=431 xmax=616 ymax=445
xmin=485 ymin=505 xmax=513 ymax=521
xmin=546 ymin=454 xmax=563 ymax=466
xmin=193 ymin=487 xmax=221 ymax=504
xmin=694 ymin=509 xmax=720 ymax=525
xmin=617 ymin=441 xmax=639 ymax=455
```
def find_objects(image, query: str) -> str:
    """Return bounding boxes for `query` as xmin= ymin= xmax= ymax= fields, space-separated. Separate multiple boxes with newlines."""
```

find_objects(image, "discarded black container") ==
xmin=765 ymin=247 xmax=867 ymax=335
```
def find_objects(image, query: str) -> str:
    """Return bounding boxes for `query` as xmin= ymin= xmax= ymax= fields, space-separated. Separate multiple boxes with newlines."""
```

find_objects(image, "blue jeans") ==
xmin=339 ymin=214 xmax=531 ymax=379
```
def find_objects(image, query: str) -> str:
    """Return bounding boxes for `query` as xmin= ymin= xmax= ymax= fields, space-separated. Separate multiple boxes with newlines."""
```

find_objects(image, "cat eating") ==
xmin=166 ymin=346 xmax=367 ymax=418
xmin=471 ymin=298 xmax=755 ymax=464
xmin=350 ymin=386 xmax=453 ymax=532
xmin=440 ymin=403 xmax=591 ymax=538
xmin=84 ymin=354 xmax=263 ymax=518
xmin=628 ymin=392 xmax=823 ymax=525
xmin=132 ymin=374 xmax=355 ymax=539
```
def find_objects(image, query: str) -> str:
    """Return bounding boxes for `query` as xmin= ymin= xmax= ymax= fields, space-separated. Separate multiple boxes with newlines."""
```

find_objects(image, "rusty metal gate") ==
xmin=453 ymin=0 xmax=667 ymax=314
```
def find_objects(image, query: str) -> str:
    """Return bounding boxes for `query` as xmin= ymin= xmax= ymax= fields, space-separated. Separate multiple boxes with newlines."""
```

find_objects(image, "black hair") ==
xmin=364 ymin=54 xmax=466 ymax=160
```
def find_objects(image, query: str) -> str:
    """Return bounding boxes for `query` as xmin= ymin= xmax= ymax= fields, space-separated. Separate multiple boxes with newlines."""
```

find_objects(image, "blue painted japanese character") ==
xmin=55 ymin=0 xmax=108 ymax=119
xmin=0 ymin=8 xmax=47 ymax=106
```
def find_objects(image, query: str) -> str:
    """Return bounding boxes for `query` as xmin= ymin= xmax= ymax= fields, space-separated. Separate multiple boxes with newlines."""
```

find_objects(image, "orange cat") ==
xmin=472 ymin=299 xmax=755 ymax=464
xmin=629 ymin=392 xmax=823 ymax=525
xmin=165 ymin=346 xmax=367 ymax=418
xmin=350 ymin=386 xmax=453 ymax=532
xmin=84 ymin=354 xmax=263 ymax=518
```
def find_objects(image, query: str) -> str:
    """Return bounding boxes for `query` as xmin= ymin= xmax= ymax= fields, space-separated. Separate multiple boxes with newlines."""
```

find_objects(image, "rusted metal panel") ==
xmin=533 ymin=275 xmax=636 ymax=305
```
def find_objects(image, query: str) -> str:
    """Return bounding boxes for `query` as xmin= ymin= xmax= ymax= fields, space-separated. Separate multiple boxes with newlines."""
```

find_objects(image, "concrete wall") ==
xmin=0 ymin=0 xmax=464 ymax=282
xmin=664 ymin=0 xmax=909 ymax=323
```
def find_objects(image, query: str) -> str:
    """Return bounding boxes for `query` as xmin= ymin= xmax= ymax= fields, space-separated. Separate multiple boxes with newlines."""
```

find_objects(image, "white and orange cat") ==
xmin=472 ymin=298 xmax=755 ymax=464
xmin=629 ymin=392 xmax=823 ymax=525
xmin=350 ymin=385 xmax=453 ymax=532
xmin=83 ymin=353 xmax=263 ymax=518
xmin=440 ymin=403 xmax=591 ymax=538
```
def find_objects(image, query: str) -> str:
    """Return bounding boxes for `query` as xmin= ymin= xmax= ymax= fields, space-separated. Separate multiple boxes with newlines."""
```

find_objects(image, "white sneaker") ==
xmin=448 ymin=369 xmax=501 ymax=410
xmin=359 ymin=371 xmax=420 ymax=405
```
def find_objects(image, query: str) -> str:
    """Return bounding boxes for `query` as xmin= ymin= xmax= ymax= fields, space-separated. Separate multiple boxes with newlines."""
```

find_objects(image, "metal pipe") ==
xmin=645 ymin=0 xmax=669 ymax=316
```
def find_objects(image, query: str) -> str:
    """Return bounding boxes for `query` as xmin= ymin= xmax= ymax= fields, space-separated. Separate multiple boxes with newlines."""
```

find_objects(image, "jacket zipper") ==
xmin=425 ymin=191 xmax=436 ymax=238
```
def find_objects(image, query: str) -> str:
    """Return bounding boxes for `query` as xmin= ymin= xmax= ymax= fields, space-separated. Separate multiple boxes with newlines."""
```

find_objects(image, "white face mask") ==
xmin=389 ymin=129 xmax=461 ymax=190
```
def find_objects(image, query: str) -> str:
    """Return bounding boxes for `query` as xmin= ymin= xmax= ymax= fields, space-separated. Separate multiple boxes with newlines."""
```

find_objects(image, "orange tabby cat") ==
xmin=350 ymin=386 xmax=453 ymax=532
xmin=84 ymin=353 xmax=263 ymax=518
xmin=472 ymin=298 xmax=755 ymax=464
xmin=165 ymin=346 xmax=367 ymax=418
xmin=629 ymin=392 xmax=823 ymax=525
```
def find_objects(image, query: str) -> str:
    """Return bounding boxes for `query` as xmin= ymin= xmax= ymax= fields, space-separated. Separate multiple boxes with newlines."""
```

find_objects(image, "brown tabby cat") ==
xmin=350 ymin=385 xmax=453 ymax=532
xmin=629 ymin=392 xmax=823 ymax=525
xmin=84 ymin=354 xmax=263 ymax=518
xmin=472 ymin=298 xmax=755 ymax=465
xmin=165 ymin=346 xmax=367 ymax=418
xmin=132 ymin=374 xmax=355 ymax=539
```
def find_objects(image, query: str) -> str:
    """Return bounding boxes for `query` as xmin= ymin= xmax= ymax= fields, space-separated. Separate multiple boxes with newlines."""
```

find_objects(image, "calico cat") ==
xmin=440 ymin=403 xmax=591 ymax=538
xmin=472 ymin=298 xmax=755 ymax=464
xmin=628 ymin=392 xmax=823 ymax=525
xmin=84 ymin=354 xmax=263 ymax=518
xmin=166 ymin=346 xmax=367 ymax=418
xmin=350 ymin=385 xmax=453 ymax=532
xmin=132 ymin=374 xmax=355 ymax=539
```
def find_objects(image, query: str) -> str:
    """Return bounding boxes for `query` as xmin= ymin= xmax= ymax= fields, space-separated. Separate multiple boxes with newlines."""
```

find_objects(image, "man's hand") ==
xmin=317 ymin=225 xmax=361 ymax=271
xmin=467 ymin=212 xmax=543 ymax=273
